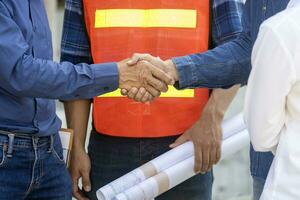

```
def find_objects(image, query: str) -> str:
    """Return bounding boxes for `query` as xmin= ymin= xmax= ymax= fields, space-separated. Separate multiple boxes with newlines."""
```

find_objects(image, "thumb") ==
xmin=169 ymin=134 xmax=190 ymax=148
xmin=127 ymin=54 xmax=141 ymax=66
xmin=81 ymin=170 xmax=91 ymax=192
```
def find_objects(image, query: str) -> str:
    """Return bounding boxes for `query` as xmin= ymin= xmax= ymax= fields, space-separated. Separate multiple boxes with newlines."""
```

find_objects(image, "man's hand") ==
xmin=170 ymin=110 xmax=223 ymax=173
xmin=169 ymin=86 xmax=240 ymax=173
xmin=121 ymin=53 xmax=179 ymax=102
xmin=127 ymin=53 xmax=179 ymax=81
xmin=118 ymin=58 xmax=174 ymax=97
xmin=69 ymin=148 xmax=91 ymax=200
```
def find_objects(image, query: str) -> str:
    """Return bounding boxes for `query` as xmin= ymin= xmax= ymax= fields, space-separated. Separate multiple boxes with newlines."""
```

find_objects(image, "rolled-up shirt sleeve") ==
xmin=244 ymin=25 xmax=296 ymax=152
xmin=0 ymin=2 xmax=118 ymax=100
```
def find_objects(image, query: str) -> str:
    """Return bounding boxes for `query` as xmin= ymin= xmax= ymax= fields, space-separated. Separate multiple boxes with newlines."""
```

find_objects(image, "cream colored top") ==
xmin=245 ymin=3 xmax=300 ymax=153
xmin=245 ymin=2 xmax=300 ymax=199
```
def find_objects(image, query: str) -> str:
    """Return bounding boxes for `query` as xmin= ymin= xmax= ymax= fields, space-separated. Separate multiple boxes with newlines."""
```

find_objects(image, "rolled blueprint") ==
xmin=97 ymin=113 xmax=246 ymax=200
xmin=113 ymin=130 xmax=250 ymax=200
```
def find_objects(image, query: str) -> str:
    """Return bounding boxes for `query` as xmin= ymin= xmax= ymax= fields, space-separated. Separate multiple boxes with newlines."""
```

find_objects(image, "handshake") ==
xmin=118 ymin=53 xmax=179 ymax=102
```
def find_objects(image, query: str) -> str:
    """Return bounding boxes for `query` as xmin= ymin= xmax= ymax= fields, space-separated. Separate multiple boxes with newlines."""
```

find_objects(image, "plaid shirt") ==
xmin=61 ymin=0 xmax=244 ymax=65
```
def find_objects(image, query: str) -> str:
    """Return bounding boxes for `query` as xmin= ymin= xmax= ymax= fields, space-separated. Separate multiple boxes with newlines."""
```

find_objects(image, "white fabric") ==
xmin=244 ymin=4 xmax=300 ymax=200
xmin=288 ymin=0 xmax=300 ymax=8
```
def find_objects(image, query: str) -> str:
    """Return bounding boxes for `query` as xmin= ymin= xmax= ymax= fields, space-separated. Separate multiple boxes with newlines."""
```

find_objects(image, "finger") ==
xmin=72 ymin=176 xmax=79 ymax=197
xmin=137 ymin=54 xmax=166 ymax=70
xmin=201 ymin=147 xmax=210 ymax=173
xmin=81 ymin=170 xmax=92 ymax=193
xmin=216 ymin=144 xmax=221 ymax=164
xmin=141 ymin=92 xmax=153 ymax=103
xmin=72 ymin=177 xmax=86 ymax=200
xmin=194 ymin=146 xmax=202 ymax=173
xmin=127 ymin=88 xmax=139 ymax=99
xmin=127 ymin=53 xmax=144 ymax=66
xmin=144 ymin=85 xmax=161 ymax=97
xmin=146 ymin=76 xmax=168 ymax=93
xmin=135 ymin=88 xmax=146 ymax=102
xmin=121 ymin=89 xmax=128 ymax=96
xmin=209 ymin=147 xmax=217 ymax=170
xmin=149 ymin=64 xmax=174 ymax=85
xmin=169 ymin=134 xmax=189 ymax=148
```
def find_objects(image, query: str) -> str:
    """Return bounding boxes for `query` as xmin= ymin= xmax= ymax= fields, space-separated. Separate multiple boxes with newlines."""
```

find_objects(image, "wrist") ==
xmin=72 ymin=142 xmax=86 ymax=153
xmin=165 ymin=59 xmax=179 ymax=81
xmin=202 ymin=104 xmax=224 ymax=122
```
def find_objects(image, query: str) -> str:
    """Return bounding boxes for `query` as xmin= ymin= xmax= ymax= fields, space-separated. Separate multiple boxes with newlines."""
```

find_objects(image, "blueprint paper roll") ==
xmin=113 ymin=130 xmax=250 ymax=200
xmin=97 ymin=113 xmax=246 ymax=200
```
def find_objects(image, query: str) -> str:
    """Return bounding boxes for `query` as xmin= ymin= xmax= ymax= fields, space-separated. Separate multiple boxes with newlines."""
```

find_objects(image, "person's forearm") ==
xmin=172 ymin=33 xmax=251 ymax=89
xmin=203 ymin=85 xmax=240 ymax=120
xmin=0 ymin=3 xmax=118 ymax=100
xmin=64 ymin=100 xmax=91 ymax=150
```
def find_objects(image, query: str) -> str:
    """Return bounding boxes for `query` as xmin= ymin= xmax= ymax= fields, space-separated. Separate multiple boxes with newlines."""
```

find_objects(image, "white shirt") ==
xmin=245 ymin=2 xmax=300 ymax=199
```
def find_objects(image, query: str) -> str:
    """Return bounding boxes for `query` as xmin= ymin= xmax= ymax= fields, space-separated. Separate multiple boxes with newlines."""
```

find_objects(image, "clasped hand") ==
xmin=118 ymin=54 xmax=179 ymax=102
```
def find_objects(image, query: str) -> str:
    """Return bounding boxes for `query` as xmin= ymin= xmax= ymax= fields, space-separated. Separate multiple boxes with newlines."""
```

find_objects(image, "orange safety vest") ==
xmin=83 ymin=0 xmax=210 ymax=138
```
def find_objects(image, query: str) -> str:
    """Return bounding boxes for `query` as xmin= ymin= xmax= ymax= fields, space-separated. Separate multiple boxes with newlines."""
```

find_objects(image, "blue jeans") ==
xmin=252 ymin=176 xmax=266 ymax=200
xmin=0 ymin=132 xmax=72 ymax=200
xmin=86 ymin=131 xmax=213 ymax=200
xmin=250 ymin=145 xmax=274 ymax=200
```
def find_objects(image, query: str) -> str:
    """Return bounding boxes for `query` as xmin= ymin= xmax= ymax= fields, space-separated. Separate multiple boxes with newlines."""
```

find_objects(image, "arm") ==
xmin=171 ymin=85 xmax=240 ymax=172
xmin=64 ymin=100 xmax=92 ymax=200
xmin=60 ymin=3 xmax=101 ymax=199
xmin=0 ymin=2 xmax=117 ymax=100
xmin=0 ymin=2 xmax=172 ymax=101
xmin=245 ymin=25 xmax=295 ymax=152
xmin=127 ymin=1 xmax=250 ymax=92
xmin=172 ymin=0 xmax=252 ymax=89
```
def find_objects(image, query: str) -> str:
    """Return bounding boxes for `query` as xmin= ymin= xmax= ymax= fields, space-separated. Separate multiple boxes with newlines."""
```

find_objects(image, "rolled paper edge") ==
xmin=155 ymin=172 xmax=170 ymax=195
xmin=140 ymin=162 xmax=158 ymax=178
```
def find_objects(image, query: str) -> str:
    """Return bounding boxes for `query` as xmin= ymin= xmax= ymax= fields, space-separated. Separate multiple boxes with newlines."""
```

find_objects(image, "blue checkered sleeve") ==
xmin=61 ymin=0 xmax=92 ymax=64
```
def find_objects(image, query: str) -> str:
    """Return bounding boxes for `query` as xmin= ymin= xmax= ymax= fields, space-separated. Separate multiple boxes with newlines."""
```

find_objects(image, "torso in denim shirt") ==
xmin=0 ymin=0 xmax=61 ymax=135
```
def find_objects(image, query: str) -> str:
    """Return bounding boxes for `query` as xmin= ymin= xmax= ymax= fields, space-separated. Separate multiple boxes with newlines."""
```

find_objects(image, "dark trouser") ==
xmin=86 ymin=131 xmax=213 ymax=200
xmin=250 ymin=145 xmax=274 ymax=200
xmin=0 ymin=131 xmax=72 ymax=200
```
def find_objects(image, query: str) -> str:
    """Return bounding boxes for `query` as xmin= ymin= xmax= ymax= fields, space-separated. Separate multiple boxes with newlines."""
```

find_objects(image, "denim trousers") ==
xmin=0 ymin=132 xmax=72 ymax=200
xmin=86 ymin=131 xmax=213 ymax=200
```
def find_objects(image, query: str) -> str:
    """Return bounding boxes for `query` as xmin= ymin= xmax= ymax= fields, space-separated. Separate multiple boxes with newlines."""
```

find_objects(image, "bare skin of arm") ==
xmin=64 ymin=99 xmax=91 ymax=200
xmin=170 ymin=85 xmax=240 ymax=173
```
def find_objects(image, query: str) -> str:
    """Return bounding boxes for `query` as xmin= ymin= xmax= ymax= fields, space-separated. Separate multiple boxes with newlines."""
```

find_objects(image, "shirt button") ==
xmin=262 ymin=6 xmax=267 ymax=11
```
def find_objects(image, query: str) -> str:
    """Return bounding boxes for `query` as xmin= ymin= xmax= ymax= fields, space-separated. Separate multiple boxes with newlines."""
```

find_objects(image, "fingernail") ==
xmin=84 ymin=186 xmax=91 ymax=192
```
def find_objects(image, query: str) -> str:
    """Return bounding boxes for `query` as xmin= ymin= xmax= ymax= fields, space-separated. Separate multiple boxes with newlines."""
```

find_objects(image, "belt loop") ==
xmin=7 ymin=133 xmax=15 ymax=158
xmin=47 ymin=135 xmax=54 ymax=153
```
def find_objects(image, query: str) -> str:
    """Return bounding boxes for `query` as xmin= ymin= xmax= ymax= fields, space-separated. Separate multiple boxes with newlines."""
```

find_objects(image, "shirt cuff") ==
xmin=172 ymin=56 xmax=199 ymax=89
xmin=92 ymin=62 xmax=119 ymax=95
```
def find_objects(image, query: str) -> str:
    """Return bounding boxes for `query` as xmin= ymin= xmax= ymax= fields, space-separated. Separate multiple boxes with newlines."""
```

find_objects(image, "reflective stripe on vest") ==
xmin=95 ymin=9 xmax=197 ymax=28
xmin=83 ymin=0 xmax=210 ymax=138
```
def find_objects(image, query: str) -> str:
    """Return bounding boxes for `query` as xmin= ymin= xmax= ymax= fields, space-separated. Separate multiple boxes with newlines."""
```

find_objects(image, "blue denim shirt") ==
xmin=0 ymin=0 xmax=119 ymax=136
xmin=173 ymin=0 xmax=289 ymax=90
